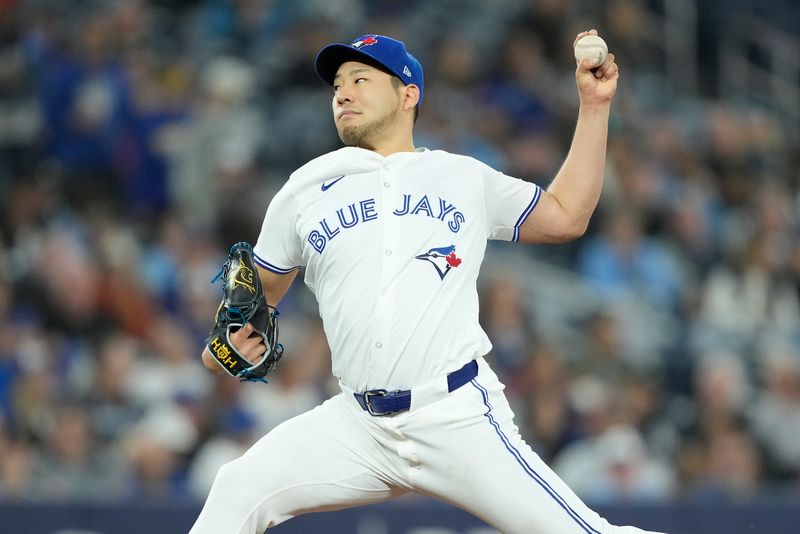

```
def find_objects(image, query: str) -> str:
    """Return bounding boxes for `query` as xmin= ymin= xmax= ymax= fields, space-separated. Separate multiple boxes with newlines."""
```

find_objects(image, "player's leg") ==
xmin=405 ymin=358 xmax=664 ymax=534
xmin=190 ymin=394 xmax=408 ymax=534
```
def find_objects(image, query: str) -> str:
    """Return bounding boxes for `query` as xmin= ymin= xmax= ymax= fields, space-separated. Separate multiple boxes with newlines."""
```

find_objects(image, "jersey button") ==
xmin=383 ymin=181 xmax=390 ymax=188
xmin=375 ymin=341 xmax=383 ymax=349
xmin=385 ymin=249 xmax=392 ymax=256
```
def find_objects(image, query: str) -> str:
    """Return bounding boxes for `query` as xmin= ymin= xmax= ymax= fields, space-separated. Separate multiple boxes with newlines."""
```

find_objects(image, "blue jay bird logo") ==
xmin=415 ymin=245 xmax=463 ymax=280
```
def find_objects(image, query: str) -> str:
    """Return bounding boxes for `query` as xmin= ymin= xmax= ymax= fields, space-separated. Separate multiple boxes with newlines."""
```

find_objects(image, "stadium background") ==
xmin=0 ymin=0 xmax=798 ymax=532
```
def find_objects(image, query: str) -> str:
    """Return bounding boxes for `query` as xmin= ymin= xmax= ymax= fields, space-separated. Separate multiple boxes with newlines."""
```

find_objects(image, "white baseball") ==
xmin=574 ymin=34 xmax=607 ymax=67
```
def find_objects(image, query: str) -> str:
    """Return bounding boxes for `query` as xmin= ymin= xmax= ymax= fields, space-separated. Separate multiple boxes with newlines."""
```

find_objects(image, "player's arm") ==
xmin=518 ymin=30 xmax=618 ymax=244
xmin=258 ymin=266 xmax=299 ymax=308
xmin=201 ymin=267 xmax=298 ymax=375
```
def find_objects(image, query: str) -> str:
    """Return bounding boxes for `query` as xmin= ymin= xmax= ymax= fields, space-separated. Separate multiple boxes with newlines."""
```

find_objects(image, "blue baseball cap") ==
xmin=315 ymin=34 xmax=424 ymax=104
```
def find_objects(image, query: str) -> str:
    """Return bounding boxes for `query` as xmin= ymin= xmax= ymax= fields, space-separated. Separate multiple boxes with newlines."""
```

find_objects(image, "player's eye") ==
xmin=332 ymin=84 xmax=340 ymax=91
xmin=355 ymin=77 xmax=366 ymax=84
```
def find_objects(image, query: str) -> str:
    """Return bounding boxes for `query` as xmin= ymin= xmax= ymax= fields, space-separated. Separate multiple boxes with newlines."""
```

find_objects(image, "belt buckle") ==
xmin=363 ymin=389 xmax=391 ymax=416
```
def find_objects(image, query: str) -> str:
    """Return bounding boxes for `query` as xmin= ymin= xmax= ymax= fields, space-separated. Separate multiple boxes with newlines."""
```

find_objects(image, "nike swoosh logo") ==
xmin=321 ymin=175 xmax=345 ymax=191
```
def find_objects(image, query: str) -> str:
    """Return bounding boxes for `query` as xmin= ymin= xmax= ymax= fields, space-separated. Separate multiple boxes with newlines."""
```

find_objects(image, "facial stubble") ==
xmin=336 ymin=98 xmax=401 ymax=148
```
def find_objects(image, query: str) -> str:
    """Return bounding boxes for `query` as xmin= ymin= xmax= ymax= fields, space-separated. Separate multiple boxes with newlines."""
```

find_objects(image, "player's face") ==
xmin=331 ymin=61 xmax=404 ymax=147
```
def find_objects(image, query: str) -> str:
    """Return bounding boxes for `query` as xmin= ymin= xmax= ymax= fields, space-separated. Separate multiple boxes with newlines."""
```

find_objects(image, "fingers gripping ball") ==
xmin=574 ymin=34 xmax=607 ymax=68
xmin=206 ymin=242 xmax=283 ymax=382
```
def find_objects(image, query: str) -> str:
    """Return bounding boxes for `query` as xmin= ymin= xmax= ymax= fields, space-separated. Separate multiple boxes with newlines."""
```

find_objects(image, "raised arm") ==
xmin=518 ymin=30 xmax=619 ymax=244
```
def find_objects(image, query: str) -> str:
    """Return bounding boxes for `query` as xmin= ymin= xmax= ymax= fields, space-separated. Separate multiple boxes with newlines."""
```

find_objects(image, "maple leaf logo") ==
xmin=446 ymin=252 xmax=462 ymax=268
xmin=353 ymin=36 xmax=379 ymax=48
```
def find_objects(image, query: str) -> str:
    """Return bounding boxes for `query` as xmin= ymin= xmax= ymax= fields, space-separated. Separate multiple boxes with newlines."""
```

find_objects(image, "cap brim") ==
xmin=315 ymin=44 xmax=391 ymax=86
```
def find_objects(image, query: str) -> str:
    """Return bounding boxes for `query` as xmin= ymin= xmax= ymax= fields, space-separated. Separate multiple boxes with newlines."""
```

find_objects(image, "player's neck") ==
xmin=369 ymin=141 xmax=416 ymax=158
xmin=360 ymin=130 xmax=415 ymax=158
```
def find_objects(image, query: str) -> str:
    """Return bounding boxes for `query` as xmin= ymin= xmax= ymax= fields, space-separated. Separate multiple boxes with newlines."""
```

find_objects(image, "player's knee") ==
xmin=213 ymin=456 xmax=275 ymax=489
xmin=215 ymin=456 xmax=298 ymax=502
xmin=208 ymin=459 xmax=250 ymax=505
xmin=204 ymin=459 xmax=276 ymax=531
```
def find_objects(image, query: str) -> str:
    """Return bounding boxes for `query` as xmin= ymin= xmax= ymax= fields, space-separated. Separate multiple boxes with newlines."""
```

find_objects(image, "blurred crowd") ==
xmin=0 ymin=0 xmax=799 ymax=507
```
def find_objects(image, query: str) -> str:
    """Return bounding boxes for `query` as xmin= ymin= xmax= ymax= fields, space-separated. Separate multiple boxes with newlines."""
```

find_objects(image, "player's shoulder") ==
xmin=289 ymin=148 xmax=346 ymax=180
xmin=423 ymin=148 xmax=498 ymax=174
xmin=287 ymin=147 xmax=376 ymax=186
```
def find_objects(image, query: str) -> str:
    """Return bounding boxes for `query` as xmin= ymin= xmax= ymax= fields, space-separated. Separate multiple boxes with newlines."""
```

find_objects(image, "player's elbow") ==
xmin=520 ymin=193 xmax=594 ymax=243
xmin=518 ymin=218 xmax=587 ymax=244
xmin=545 ymin=218 xmax=588 ymax=243
xmin=561 ymin=218 xmax=589 ymax=241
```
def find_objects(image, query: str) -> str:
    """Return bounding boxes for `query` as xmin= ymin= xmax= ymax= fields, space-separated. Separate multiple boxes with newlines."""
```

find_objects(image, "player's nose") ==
xmin=334 ymin=81 xmax=355 ymax=104
xmin=335 ymin=89 xmax=353 ymax=105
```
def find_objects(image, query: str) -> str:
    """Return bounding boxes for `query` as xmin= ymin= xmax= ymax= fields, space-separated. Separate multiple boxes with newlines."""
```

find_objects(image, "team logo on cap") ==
xmin=415 ymin=245 xmax=462 ymax=281
xmin=352 ymin=35 xmax=378 ymax=49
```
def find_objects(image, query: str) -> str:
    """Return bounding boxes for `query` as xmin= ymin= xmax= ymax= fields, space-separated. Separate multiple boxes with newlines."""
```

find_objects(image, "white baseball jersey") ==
xmin=254 ymin=146 xmax=541 ymax=391
xmin=195 ymin=146 xmax=666 ymax=534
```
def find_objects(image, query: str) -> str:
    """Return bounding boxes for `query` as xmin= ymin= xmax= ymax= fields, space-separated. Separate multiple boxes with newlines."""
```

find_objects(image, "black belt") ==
xmin=354 ymin=360 xmax=478 ymax=416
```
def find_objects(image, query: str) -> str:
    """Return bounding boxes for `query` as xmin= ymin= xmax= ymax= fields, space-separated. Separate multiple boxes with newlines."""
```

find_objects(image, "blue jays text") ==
xmin=307 ymin=194 xmax=465 ymax=253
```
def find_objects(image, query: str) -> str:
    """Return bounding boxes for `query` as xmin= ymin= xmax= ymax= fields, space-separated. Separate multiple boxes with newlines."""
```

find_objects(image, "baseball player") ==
xmin=191 ymin=31 xmax=665 ymax=534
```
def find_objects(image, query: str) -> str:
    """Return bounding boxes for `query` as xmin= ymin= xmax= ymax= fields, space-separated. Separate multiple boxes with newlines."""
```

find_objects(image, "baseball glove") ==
xmin=206 ymin=242 xmax=283 ymax=382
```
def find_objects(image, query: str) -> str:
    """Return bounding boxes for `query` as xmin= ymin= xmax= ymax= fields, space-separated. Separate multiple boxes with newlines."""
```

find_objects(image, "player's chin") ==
xmin=337 ymin=126 xmax=365 ymax=146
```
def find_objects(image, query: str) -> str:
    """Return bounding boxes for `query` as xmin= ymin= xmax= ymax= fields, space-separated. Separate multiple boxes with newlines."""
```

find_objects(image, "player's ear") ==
xmin=402 ymin=84 xmax=420 ymax=112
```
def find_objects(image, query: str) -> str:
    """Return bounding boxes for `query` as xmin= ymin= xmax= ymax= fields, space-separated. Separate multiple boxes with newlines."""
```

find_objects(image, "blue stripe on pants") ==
xmin=469 ymin=379 xmax=601 ymax=534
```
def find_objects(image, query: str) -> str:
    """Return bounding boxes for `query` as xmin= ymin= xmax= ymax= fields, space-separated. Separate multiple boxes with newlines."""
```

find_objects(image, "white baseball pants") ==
xmin=190 ymin=357 xmax=665 ymax=534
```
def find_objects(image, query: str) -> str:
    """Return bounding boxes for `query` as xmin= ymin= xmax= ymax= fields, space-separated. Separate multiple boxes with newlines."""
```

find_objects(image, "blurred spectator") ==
xmin=86 ymin=331 xmax=146 ymax=444
xmin=479 ymin=272 xmax=537 ymax=380
xmin=578 ymin=209 xmax=684 ymax=311
xmin=515 ymin=342 xmax=574 ymax=463
xmin=10 ymin=320 xmax=59 ymax=442
xmin=482 ymin=29 xmax=556 ymax=139
xmin=0 ymin=437 xmax=35 ymax=500
xmin=123 ymin=430 xmax=188 ymax=500
xmin=30 ymin=220 xmax=106 ymax=337
xmin=552 ymin=370 xmax=675 ymax=502
xmin=117 ymin=50 xmax=191 ymax=219
xmin=748 ymin=344 xmax=800 ymax=483
xmin=166 ymin=55 xmax=265 ymax=233
xmin=685 ymin=351 xmax=752 ymax=442
xmin=0 ymin=276 xmax=19 ymax=424
xmin=509 ymin=0 xmax=574 ymax=64
xmin=563 ymin=375 xmax=616 ymax=445
xmin=663 ymin=168 xmax=721 ymax=281
xmin=617 ymin=373 xmax=679 ymax=463
xmin=600 ymin=0 xmax=661 ymax=69
xmin=569 ymin=310 xmax=637 ymax=386
xmin=127 ymin=313 xmax=213 ymax=406
xmin=122 ymin=399 xmax=199 ymax=500
xmin=418 ymin=34 xmax=508 ymax=168
xmin=554 ymin=424 xmax=675 ymax=504
xmin=30 ymin=404 xmax=128 ymax=501
xmin=0 ymin=1 xmax=41 ymax=178
xmin=695 ymin=230 xmax=800 ymax=354
xmin=32 ymin=6 xmax=134 ymax=211
xmin=685 ymin=425 xmax=764 ymax=502
xmin=95 ymin=218 xmax=157 ymax=337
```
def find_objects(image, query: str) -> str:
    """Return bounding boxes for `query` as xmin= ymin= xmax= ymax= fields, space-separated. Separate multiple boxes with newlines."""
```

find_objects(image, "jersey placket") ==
xmin=368 ymin=161 xmax=400 ymax=385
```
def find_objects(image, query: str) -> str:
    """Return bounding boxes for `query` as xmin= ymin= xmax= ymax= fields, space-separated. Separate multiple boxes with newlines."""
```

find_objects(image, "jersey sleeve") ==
xmin=253 ymin=186 xmax=303 ymax=273
xmin=480 ymin=164 xmax=543 ymax=242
